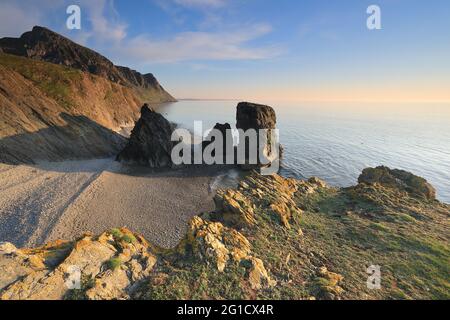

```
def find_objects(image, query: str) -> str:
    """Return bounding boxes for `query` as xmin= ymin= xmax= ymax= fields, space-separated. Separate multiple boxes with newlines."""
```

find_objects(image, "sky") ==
xmin=0 ymin=0 xmax=449 ymax=102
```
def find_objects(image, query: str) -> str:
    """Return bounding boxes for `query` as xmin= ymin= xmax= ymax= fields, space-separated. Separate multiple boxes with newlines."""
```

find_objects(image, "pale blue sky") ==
xmin=1 ymin=0 xmax=449 ymax=101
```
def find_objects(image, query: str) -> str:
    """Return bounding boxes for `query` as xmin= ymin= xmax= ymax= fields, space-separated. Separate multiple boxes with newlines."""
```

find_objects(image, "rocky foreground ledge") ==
xmin=0 ymin=168 xmax=448 ymax=300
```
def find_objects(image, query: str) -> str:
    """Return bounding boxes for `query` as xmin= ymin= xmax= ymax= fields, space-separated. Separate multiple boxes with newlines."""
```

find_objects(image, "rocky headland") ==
xmin=0 ymin=167 xmax=448 ymax=300
xmin=0 ymin=26 xmax=176 ymax=103
xmin=0 ymin=27 xmax=175 ymax=165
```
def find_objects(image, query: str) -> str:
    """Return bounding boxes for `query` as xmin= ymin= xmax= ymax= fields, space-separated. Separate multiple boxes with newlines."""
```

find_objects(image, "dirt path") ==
xmin=0 ymin=159 xmax=220 ymax=248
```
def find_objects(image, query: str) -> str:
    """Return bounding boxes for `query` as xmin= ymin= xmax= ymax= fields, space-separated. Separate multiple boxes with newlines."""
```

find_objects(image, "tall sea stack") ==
xmin=236 ymin=102 xmax=279 ymax=170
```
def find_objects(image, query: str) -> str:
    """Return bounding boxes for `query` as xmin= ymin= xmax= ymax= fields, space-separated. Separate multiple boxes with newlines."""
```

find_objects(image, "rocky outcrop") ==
xmin=214 ymin=173 xmax=312 ymax=229
xmin=0 ymin=229 xmax=156 ymax=300
xmin=313 ymin=267 xmax=344 ymax=300
xmin=236 ymin=102 xmax=279 ymax=169
xmin=358 ymin=166 xmax=436 ymax=200
xmin=0 ymin=169 xmax=448 ymax=300
xmin=0 ymin=26 xmax=176 ymax=103
xmin=178 ymin=216 xmax=252 ymax=273
xmin=0 ymin=173 xmax=304 ymax=300
xmin=116 ymin=104 xmax=175 ymax=167
xmin=202 ymin=123 xmax=234 ymax=163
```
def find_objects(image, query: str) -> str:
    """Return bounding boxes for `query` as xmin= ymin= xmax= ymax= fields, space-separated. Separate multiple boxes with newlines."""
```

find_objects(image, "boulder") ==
xmin=116 ymin=104 xmax=175 ymax=167
xmin=358 ymin=166 xmax=436 ymax=200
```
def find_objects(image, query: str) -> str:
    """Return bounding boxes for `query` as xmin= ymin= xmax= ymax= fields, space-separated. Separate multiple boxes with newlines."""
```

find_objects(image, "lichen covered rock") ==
xmin=174 ymin=216 xmax=276 ymax=290
xmin=1 ymin=168 xmax=445 ymax=300
xmin=179 ymin=216 xmax=252 ymax=272
xmin=358 ymin=166 xmax=436 ymax=200
xmin=0 ymin=229 xmax=156 ymax=300
xmin=230 ymin=173 xmax=306 ymax=229
xmin=314 ymin=266 xmax=344 ymax=300
xmin=247 ymin=257 xmax=277 ymax=290
xmin=214 ymin=189 xmax=257 ymax=228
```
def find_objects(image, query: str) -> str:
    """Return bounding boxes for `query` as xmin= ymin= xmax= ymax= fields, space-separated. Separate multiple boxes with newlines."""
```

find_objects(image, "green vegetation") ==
xmin=109 ymin=228 xmax=124 ymax=240
xmin=121 ymin=234 xmax=137 ymax=244
xmin=290 ymin=185 xmax=450 ymax=300
xmin=0 ymin=52 xmax=82 ymax=109
xmin=136 ymin=176 xmax=449 ymax=300
xmin=109 ymin=228 xmax=137 ymax=244
xmin=145 ymin=264 xmax=246 ymax=300
xmin=107 ymin=257 xmax=122 ymax=271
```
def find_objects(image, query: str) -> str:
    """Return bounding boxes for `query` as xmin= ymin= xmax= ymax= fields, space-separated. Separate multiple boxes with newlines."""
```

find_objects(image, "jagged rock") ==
xmin=358 ymin=166 xmax=436 ymax=200
xmin=214 ymin=189 xmax=257 ymax=228
xmin=85 ymin=229 xmax=157 ymax=300
xmin=179 ymin=217 xmax=251 ymax=272
xmin=0 ymin=242 xmax=17 ymax=254
xmin=236 ymin=102 xmax=279 ymax=169
xmin=213 ymin=173 xmax=307 ymax=229
xmin=85 ymin=268 xmax=130 ymax=300
xmin=245 ymin=174 xmax=303 ymax=228
xmin=116 ymin=104 xmax=175 ymax=167
xmin=308 ymin=177 xmax=328 ymax=189
xmin=177 ymin=216 xmax=276 ymax=290
xmin=202 ymin=123 xmax=234 ymax=164
xmin=247 ymin=257 xmax=277 ymax=290
xmin=0 ymin=229 xmax=156 ymax=300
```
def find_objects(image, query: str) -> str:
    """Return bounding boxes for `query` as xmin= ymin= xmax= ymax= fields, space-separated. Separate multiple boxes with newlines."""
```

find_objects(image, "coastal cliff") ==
xmin=0 ymin=26 xmax=176 ymax=103
xmin=1 ymin=168 xmax=448 ymax=300
xmin=0 ymin=27 xmax=176 ymax=164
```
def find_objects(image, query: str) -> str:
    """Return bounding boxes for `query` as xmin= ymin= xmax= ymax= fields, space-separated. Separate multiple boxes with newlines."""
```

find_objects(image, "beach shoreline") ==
xmin=0 ymin=159 xmax=235 ymax=249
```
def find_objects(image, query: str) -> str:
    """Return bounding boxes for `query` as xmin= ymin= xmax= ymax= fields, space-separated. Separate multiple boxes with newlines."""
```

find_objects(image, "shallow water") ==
xmin=158 ymin=101 xmax=450 ymax=203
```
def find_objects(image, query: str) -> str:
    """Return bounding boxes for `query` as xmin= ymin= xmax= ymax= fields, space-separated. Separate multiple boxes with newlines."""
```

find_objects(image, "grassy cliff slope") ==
xmin=0 ymin=171 xmax=448 ymax=300
xmin=0 ymin=53 xmax=146 ymax=163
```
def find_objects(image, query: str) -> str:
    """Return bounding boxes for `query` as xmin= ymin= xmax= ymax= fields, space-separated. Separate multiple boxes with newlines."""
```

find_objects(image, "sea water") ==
xmin=158 ymin=100 xmax=450 ymax=203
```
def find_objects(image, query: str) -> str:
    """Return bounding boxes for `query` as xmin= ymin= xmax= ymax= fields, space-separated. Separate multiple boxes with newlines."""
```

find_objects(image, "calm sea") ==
xmin=158 ymin=100 xmax=450 ymax=203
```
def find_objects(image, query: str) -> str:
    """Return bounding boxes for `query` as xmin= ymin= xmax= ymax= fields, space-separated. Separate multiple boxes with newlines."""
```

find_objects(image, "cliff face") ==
xmin=0 ymin=28 xmax=175 ymax=163
xmin=0 ymin=53 xmax=139 ymax=163
xmin=0 ymin=26 xmax=176 ymax=103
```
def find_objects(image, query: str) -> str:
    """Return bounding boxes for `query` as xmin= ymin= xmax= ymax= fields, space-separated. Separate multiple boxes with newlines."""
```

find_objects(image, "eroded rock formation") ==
xmin=358 ymin=166 xmax=436 ymax=200
xmin=236 ymin=102 xmax=277 ymax=131
xmin=236 ymin=102 xmax=279 ymax=169
xmin=116 ymin=104 xmax=175 ymax=168
xmin=0 ymin=229 xmax=156 ymax=300
xmin=202 ymin=123 xmax=234 ymax=164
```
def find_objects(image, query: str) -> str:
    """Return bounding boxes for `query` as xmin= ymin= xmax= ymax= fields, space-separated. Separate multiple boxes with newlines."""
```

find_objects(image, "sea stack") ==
xmin=236 ymin=102 xmax=279 ymax=170
xmin=202 ymin=123 xmax=234 ymax=163
xmin=116 ymin=104 xmax=174 ymax=167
